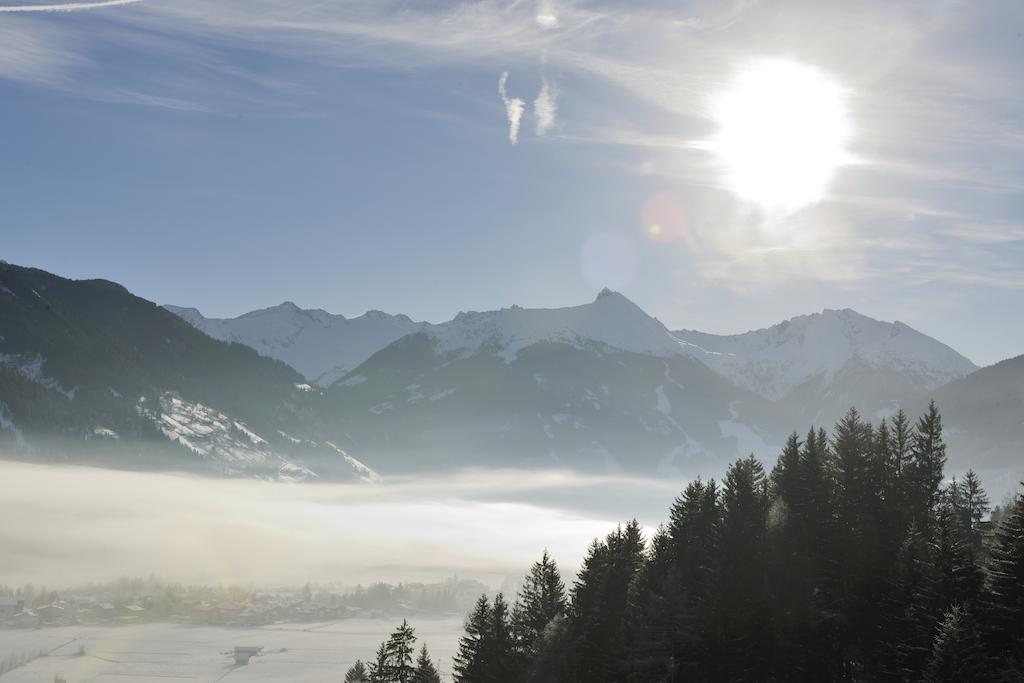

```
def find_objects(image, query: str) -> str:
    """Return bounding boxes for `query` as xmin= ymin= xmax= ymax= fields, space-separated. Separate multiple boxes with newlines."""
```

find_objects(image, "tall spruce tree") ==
xmin=512 ymin=550 xmax=567 ymax=657
xmin=453 ymin=595 xmax=493 ymax=683
xmin=571 ymin=521 xmax=645 ymax=682
xmin=489 ymin=593 xmax=520 ymax=682
xmin=666 ymin=478 xmax=721 ymax=680
xmin=412 ymin=645 xmax=442 ymax=683
xmin=623 ymin=526 xmax=677 ymax=681
xmin=982 ymin=490 xmax=1024 ymax=669
xmin=385 ymin=621 xmax=417 ymax=683
xmin=906 ymin=401 xmax=947 ymax=534
xmin=369 ymin=641 xmax=390 ymax=683
xmin=715 ymin=455 xmax=771 ymax=679
xmin=345 ymin=660 xmax=370 ymax=683
xmin=878 ymin=523 xmax=944 ymax=680
xmin=926 ymin=605 xmax=992 ymax=682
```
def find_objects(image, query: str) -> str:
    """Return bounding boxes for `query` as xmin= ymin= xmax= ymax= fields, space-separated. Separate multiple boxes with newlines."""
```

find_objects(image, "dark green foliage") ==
xmin=906 ymin=401 xmax=947 ymax=534
xmin=369 ymin=642 xmax=390 ymax=683
xmin=512 ymin=550 xmax=567 ymax=657
xmin=412 ymin=646 xmax=442 ymax=683
xmin=453 ymin=595 xmax=492 ymax=682
xmin=353 ymin=404 xmax=1024 ymax=681
xmin=926 ymin=605 xmax=992 ymax=682
xmin=345 ymin=660 xmax=370 ymax=683
xmin=453 ymin=594 xmax=520 ymax=683
xmin=367 ymin=621 xmax=418 ymax=683
xmin=982 ymin=490 xmax=1024 ymax=670
xmin=569 ymin=520 xmax=645 ymax=682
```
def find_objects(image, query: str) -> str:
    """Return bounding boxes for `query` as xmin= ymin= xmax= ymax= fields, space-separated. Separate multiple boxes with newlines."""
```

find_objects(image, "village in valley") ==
xmin=0 ymin=576 xmax=490 ymax=631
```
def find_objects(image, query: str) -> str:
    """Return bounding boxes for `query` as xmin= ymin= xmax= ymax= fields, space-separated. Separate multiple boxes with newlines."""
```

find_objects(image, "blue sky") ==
xmin=1 ymin=0 xmax=1022 ymax=366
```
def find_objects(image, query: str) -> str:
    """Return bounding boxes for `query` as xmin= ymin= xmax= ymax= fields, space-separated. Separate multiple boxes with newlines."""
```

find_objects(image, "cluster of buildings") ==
xmin=0 ymin=595 xmax=147 ymax=629
xmin=0 ymin=577 xmax=490 ymax=630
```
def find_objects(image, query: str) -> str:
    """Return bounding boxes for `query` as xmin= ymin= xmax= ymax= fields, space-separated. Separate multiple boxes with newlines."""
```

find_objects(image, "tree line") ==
xmin=347 ymin=402 xmax=1024 ymax=681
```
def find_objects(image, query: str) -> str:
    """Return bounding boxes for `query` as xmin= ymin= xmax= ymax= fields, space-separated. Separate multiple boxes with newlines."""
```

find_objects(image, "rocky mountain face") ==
xmin=0 ymin=262 xmax=376 ymax=481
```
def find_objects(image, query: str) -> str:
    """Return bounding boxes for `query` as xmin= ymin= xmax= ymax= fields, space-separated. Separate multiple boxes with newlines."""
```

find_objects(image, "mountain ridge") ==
xmin=1 ymin=260 xmax=1013 ymax=484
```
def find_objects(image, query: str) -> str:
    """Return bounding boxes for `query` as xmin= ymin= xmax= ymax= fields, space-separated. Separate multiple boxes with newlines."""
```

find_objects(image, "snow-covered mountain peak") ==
xmin=164 ymin=303 xmax=425 ymax=386
xmin=427 ymin=291 xmax=686 ymax=362
xmin=674 ymin=309 xmax=977 ymax=401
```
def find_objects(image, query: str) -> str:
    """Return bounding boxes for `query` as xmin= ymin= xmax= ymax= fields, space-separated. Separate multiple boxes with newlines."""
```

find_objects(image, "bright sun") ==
xmin=708 ymin=58 xmax=853 ymax=212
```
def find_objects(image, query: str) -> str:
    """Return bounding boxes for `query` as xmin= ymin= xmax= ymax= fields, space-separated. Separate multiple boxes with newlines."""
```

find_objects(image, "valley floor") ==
xmin=0 ymin=617 xmax=464 ymax=682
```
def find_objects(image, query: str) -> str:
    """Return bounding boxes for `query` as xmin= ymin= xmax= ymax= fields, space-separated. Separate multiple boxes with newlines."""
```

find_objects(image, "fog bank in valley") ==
xmin=0 ymin=460 xmax=681 ymax=588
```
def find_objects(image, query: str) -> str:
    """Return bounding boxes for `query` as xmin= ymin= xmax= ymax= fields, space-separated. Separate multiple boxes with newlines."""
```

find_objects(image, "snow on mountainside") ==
xmin=317 ymin=289 xmax=785 ymax=476
xmin=136 ymin=392 xmax=316 ymax=481
xmin=164 ymin=302 xmax=425 ymax=386
xmin=427 ymin=288 xmax=689 ymax=361
xmin=167 ymin=289 xmax=694 ymax=386
xmin=674 ymin=309 xmax=977 ymax=402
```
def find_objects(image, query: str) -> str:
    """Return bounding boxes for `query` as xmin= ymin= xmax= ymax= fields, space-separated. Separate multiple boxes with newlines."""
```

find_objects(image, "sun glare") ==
xmin=708 ymin=58 xmax=852 ymax=212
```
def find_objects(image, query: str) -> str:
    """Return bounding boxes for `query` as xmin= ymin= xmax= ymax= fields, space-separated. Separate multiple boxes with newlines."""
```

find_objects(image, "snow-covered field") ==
xmin=0 ymin=617 xmax=464 ymax=682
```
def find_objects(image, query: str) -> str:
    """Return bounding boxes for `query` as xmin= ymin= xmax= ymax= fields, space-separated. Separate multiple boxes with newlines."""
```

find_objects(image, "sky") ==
xmin=1 ymin=0 xmax=1022 ymax=366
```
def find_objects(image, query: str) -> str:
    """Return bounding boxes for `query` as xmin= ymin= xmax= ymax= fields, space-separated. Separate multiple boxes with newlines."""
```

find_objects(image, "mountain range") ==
xmin=1 ymin=260 xmax=1018 ymax=486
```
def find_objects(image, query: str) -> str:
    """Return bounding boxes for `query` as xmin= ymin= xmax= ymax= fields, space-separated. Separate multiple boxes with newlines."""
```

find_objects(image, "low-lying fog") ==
xmin=0 ymin=460 xmax=686 ymax=588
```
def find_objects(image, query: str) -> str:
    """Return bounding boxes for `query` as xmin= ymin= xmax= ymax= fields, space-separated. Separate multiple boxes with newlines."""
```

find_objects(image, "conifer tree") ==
xmin=623 ymin=526 xmax=677 ymax=680
xmin=571 ymin=521 xmax=645 ymax=682
xmin=412 ymin=645 xmax=441 ymax=683
xmin=385 ymin=620 xmax=417 ymax=683
xmin=906 ymin=401 xmax=947 ymax=533
xmin=345 ymin=660 xmax=370 ymax=683
xmin=981 ymin=490 xmax=1024 ymax=665
xmin=935 ymin=484 xmax=985 ymax=609
xmin=716 ymin=455 xmax=771 ymax=679
xmin=490 ymin=593 xmax=521 ymax=681
xmin=512 ymin=550 xmax=567 ymax=657
xmin=369 ymin=642 xmax=390 ymax=683
xmin=926 ymin=605 xmax=992 ymax=682
xmin=881 ymin=524 xmax=943 ymax=679
xmin=453 ymin=595 xmax=494 ymax=682
xmin=890 ymin=410 xmax=912 ymax=488
xmin=666 ymin=478 xmax=721 ymax=679
xmin=771 ymin=431 xmax=802 ymax=504
xmin=957 ymin=470 xmax=991 ymax=556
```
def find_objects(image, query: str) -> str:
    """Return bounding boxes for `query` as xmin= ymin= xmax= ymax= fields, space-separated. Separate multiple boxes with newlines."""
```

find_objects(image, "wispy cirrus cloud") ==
xmin=498 ymin=71 xmax=525 ymax=144
xmin=0 ymin=0 xmax=143 ymax=12
xmin=534 ymin=78 xmax=557 ymax=136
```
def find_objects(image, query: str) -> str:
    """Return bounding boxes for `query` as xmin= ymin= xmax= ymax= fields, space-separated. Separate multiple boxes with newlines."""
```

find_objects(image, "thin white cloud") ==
xmin=0 ymin=0 xmax=143 ymax=12
xmin=498 ymin=70 xmax=525 ymax=144
xmin=535 ymin=13 xmax=558 ymax=30
xmin=0 ymin=21 xmax=83 ymax=85
xmin=533 ymin=78 xmax=557 ymax=136
xmin=535 ymin=0 xmax=559 ymax=30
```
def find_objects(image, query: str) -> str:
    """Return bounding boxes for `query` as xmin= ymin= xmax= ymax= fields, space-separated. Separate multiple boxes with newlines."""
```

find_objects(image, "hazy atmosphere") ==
xmin=2 ymin=1 xmax=1023 ymax=682
xmin=0 ymin=461 xmax=673 ymax=587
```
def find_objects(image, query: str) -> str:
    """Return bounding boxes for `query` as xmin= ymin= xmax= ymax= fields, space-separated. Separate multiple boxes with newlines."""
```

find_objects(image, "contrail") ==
xmin=0 ymin=0 xmax=143 ymax=12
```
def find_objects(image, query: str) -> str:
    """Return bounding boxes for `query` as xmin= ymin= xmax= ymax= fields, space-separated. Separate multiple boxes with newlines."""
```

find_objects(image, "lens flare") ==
xmin=641 ymin=192 xmax=688 ymax=243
